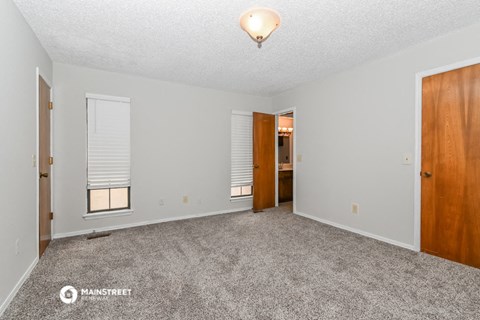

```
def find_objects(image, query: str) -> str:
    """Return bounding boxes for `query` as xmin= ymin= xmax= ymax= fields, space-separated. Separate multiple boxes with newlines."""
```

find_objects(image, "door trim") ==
xmin=414 ymin=56 xmax=480 ymax=252
xmin=36 ymin=67 xmax=53 ymax=259
xmin=274 ymin=107 xmax=297 ymax=213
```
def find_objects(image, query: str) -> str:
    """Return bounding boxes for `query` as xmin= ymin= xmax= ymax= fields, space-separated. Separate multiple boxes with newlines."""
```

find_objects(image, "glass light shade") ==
xmin=240 ymin=8 xmax=281 ymax=48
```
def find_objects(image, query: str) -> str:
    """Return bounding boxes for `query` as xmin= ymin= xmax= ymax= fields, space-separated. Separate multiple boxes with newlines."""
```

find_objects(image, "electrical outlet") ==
xmin=159 ymin=199 xmax=165 ymax=206
xmin=182 ymin=196 xmax=189 ymax=204
xmin=352 ymin=203 xmax=359 ymax=214
xmin=15 ymin=239 xmax=20 ymax=255
xmin=297 ymin=154 xmax=303 ymax=162
xmin=32 ymin=155 xmax=36 ymax=167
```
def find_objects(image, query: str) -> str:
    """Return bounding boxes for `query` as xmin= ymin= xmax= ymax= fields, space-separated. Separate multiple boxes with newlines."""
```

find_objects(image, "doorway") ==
xmin=275 ymin=109 xmax=296 ymax=212
xmin=418 ymin=62 xmax=480 ymax=268
xmin=38 ymin=73 xmax=52 ymax=257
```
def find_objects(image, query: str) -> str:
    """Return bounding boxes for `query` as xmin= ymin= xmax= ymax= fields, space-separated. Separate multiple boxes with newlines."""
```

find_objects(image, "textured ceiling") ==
xmin=13 ymin=0 xmax=480 ymax=96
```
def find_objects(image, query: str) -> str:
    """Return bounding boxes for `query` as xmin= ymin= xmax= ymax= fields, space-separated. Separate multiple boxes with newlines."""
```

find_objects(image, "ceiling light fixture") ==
xmin=240 ymin=8 xmax=281 ymax=48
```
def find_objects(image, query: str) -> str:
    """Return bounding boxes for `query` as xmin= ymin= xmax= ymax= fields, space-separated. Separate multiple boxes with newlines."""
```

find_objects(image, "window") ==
xmin=87 ymin=95 xmax=131 ymax=213
xmin=231 ymin=111 xmax=253 ymax=198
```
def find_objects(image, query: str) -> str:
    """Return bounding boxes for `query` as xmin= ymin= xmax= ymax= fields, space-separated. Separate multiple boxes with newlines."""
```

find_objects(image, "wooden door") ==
xmin=39 ymin=76 xmax=52 ymax=257
xmin=253 ymin=112 xmax=275 ymax=212
xmin=421 ymin=63 xmax=480 ymax=268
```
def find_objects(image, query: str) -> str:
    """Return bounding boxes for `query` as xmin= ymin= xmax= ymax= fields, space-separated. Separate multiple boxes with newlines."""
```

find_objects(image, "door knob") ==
xmin=39 ymin=172 xmax=49 ymax=178
xmin=422 ymin=171 xmax=432 ymax=178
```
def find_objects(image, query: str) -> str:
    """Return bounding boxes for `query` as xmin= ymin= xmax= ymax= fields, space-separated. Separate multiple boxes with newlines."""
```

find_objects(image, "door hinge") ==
xmin=49 ymin=212 xmax=54 ymax=220
xmin=48 ymin=102 xmax=53 ymax=110
xmin=49 ymin=156 xmax=54 ymax=165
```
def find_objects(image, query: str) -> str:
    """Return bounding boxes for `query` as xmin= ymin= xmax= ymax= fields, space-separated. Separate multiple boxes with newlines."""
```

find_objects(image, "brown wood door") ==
xmin=253 ymin=112 xmax=275 ymax=212
xmin=39 ymin=76 xmax=52 ymax=257
xmin=421 ymin=63 xmax=480 ymax=268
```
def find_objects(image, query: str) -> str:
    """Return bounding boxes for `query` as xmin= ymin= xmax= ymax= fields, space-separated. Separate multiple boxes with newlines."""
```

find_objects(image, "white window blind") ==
xmin=231 ymin=111 xmax=253 ymax=189
xmin=87 ymin=97 xmax=131 ymax=189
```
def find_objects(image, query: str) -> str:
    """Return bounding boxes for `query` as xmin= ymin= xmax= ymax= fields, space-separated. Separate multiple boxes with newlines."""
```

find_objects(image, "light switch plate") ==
xmin=297 ymin=154 xmax=303 ymax=162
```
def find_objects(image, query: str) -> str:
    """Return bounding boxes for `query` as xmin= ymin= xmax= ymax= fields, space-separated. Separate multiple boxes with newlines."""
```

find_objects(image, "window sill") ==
xmin=230 ymin=196 xmax=253 ymax=202
xmin=83 ymin=209 xmax=133 ymax=220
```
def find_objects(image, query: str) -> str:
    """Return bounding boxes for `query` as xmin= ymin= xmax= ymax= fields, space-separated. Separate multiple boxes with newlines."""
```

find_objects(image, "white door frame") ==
xmin=275 ymin=107 xmax=297 ymax=213
xmin=36 ymin=67 xmax=53 ymax=258
xmin=413 ymin=57 xmax=480 ymax=251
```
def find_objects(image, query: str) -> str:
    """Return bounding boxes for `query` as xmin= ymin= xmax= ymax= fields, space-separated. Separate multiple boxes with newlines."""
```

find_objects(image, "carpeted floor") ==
xmin=2 ymin=204 xmax=480 ymax=319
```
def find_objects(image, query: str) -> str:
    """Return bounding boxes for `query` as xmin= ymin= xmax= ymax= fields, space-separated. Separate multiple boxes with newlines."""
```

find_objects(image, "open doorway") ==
xmin=275 ymin=109 xmax=295 ymax=212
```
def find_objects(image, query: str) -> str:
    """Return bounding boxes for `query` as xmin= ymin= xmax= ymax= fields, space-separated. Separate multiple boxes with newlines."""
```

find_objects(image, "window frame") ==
xmin=87 ymin=187 xmax=131 ymax=214
xmin=230 ymin=110 xmax=253 ymax=201
xmin=230 ymin=185 xmax=253 ymax=199
xmin=85 ymin=93 xmax=132 ymax=217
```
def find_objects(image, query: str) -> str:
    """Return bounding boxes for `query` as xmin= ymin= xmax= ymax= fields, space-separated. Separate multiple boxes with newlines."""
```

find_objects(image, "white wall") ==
xmin=272 ymin=22 xmax=480 ymax=248
xmin=278 ymin=116 xmax=293 ymax=128
xmin=52 ymin=63 xmax=272 ymax=236
xmin=0 ymin=0 xmax=52 ymax=313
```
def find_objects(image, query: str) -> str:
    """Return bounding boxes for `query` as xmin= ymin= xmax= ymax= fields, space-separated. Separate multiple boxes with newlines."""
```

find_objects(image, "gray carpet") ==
xmin=2 ymin=205 xmax=480 ymax=320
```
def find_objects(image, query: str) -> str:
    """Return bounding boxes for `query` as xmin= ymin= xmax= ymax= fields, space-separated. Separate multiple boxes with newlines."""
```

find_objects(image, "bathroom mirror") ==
xmin=278 ymin=136 xmax=290 ymax=163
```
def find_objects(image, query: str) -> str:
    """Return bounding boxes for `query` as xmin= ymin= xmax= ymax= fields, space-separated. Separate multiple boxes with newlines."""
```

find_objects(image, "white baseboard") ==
xmin=0 ymin=257 xmax=38 ymax=317
xmin=295 ymin=211 xmax=416 ymax=251
xmin=53 ymin=207 xmax=252 ymax=239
